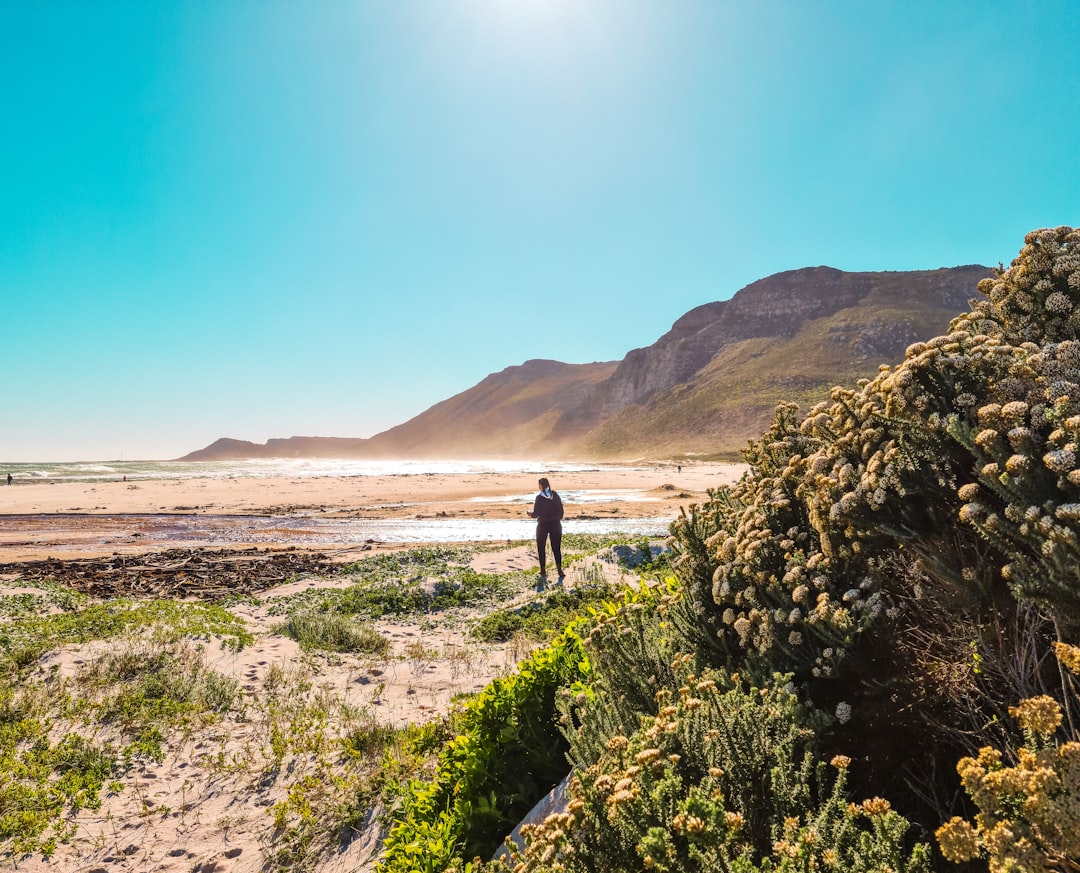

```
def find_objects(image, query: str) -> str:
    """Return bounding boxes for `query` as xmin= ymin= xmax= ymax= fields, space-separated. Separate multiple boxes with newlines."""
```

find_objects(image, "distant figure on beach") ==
xmin=6 ymin=473 xmax=11 ymax=486
xmin=677 ymin=464 xmax=682 ymax=474
xmin=527 ymin=477 xmax=564 ymax=577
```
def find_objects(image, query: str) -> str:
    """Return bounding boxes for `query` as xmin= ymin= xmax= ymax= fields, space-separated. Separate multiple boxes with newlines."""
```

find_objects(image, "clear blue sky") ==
xmin=2 ymin=1 xmax=1078 ymax=461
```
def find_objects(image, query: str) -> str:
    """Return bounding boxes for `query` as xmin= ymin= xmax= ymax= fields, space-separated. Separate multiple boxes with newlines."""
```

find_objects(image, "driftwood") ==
xmin=0 ymin=547 xmax=335 ymax=600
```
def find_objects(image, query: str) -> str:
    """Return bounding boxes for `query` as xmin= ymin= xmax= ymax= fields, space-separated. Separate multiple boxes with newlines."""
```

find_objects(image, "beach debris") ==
xmin=0 ymin=547 xmax=335 ymax=600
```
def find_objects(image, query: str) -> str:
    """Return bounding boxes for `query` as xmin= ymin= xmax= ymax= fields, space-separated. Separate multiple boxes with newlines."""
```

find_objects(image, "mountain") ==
xmin=183 ymin=436 xmax=372 ymax=461
xmin=360 ymin=358 xmax=618 ymax=457
xmin=180 ymin=264 xmax=993 ymax=462
xmin=573 ymin=264 xmax=992 ymax=457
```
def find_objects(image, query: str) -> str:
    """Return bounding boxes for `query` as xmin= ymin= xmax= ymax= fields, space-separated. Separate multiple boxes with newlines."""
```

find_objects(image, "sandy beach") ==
xmin=0 ymin=462 xmax=744 ymax=562
xmin=0 ymin=462 xmax=746 ymax=871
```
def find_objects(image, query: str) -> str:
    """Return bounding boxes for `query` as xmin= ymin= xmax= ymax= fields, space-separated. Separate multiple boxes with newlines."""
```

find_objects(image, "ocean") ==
xmin=0 ymin=457 xmax=642 ymax=483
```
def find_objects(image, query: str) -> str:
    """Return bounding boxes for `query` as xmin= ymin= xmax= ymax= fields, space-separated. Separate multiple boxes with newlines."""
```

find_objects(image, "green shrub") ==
xmin=470 ymin=582 xmax=616 ymax=643
xmin=379 ymin=626 xmax=590 ymax=872
xmin=279 ymin=611 xmax=390 ymax=655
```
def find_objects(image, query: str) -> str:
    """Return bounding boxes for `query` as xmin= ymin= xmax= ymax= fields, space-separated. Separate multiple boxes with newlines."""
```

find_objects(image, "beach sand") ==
xmin=0 ymin=462 xmax=745 ymax=871
xmin=0 ymin=462 xmax=744 ymax=562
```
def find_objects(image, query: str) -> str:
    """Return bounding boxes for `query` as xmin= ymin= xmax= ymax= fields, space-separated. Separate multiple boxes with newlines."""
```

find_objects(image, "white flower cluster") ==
xmin=683 ymin=230 xmax=1080 ymax=693
xmin=975 ymin=226 xmax=1080 ymax=345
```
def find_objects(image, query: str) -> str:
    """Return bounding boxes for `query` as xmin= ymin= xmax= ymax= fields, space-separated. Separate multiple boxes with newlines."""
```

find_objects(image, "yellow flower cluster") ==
xmin=671 ymin=813 xmax=706 ymax=834
xmin=936 ymin=817 xmax=979 ymax=863
xmin=858 ymin=797 xmax=890 ymax=816
xmin=1053 ymin=642 xmax=1080 ymax=674
xmin=938 ymin=682 xmax=1080 ymax=872
xmin=1009 ymin=695 xmax=1063 ymax=737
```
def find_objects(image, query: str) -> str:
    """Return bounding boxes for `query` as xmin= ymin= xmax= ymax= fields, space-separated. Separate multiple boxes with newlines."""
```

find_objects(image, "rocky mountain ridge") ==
xmin=180 ymin=264 xmax=993 ymax=462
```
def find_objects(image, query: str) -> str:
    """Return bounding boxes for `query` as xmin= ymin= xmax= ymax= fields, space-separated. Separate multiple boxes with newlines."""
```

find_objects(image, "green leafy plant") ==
xmin=0 ymin=679 xmax=120 ymax=856
xmin=470 ymin=582 xmax=616 ymax=643
xmin=0 ymin=579 xmax=87 ymax=620
xmin=0 ymin=599 xmax=252 ymax=669
xmin=379 ymin=625 xmax=589 ymax=872
xmin=267 ymin=546 xmax=521 ymax=622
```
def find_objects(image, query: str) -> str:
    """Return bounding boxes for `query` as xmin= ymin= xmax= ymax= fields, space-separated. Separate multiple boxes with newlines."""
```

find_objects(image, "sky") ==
xmin=2 ymin=1 xmax=1078 ymax=462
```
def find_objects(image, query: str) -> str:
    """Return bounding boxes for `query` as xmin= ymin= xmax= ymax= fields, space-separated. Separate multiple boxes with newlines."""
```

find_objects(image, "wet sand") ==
xmin=0 ymin=463 xmax=744 ymax=561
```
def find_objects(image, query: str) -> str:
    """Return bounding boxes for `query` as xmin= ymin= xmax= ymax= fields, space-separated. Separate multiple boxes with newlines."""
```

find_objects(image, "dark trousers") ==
xmin=536 ymin=521 xmax=563 ymax=573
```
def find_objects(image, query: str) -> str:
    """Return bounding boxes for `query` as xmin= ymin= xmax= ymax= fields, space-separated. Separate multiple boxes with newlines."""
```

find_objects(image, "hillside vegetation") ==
xmin=382 ymin=227 xmax=1080 ymax=872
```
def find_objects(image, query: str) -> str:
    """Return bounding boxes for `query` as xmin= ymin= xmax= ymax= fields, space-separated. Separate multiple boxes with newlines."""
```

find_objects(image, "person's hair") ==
xmin=538 ymin=477 xmax=550 ymax=490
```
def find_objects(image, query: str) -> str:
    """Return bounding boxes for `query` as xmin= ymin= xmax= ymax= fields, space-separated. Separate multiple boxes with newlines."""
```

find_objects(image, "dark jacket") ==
xmin=531 ymin=490 xmax=564 ymax=524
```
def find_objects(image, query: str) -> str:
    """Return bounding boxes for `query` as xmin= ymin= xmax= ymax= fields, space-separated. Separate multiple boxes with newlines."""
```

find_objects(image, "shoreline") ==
xmin=0 ymin=463 xmax=744 ymax=562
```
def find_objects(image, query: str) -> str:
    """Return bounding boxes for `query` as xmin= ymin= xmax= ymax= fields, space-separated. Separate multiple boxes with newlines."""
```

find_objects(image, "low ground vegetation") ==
xmin=0 ymin=535 xmax=653 ymax=867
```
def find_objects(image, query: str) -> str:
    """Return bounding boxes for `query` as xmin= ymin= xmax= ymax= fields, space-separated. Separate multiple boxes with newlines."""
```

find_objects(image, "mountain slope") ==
xmin=578 ymin=265 xmax=991 ymax=457
xmin=363 ymin=359 xmax=618 ymax=457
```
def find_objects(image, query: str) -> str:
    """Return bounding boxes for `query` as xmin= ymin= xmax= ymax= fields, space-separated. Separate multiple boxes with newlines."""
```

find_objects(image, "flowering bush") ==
xmin=504 ymin=664 xmax=928 ymax=873
xmin=937 ymin=643 xmax=1080 ymax=873
xmin=667 ymin=227 xmax=1080 ymax=827
xmin=402 ymin=228 xmax=1080 ymax=872
xmin=673 ymin=228 xmax=1080 ymax=670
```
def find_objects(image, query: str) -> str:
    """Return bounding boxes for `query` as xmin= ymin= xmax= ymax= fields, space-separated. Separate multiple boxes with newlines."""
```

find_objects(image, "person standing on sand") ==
xmin=527 ymin=477 xmax=564 ymax=576
xmin=6 ymin=473 xmax=11 ymax=486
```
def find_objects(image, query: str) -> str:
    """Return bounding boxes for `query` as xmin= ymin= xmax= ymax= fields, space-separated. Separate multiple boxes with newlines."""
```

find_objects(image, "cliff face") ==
xmin=179 ymin=264 xmax=993 ymax=461
xmin=583 ymin=269 xmax=872 ymax=422
xmin=564 ymin=265 xmax=987 ymax=437
xmin=576 ymin=264 xmax=991 ymax=457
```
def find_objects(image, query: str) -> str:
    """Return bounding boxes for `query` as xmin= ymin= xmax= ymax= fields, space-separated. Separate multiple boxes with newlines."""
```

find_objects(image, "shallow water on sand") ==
xmin=1 ymin=512 xmax=673 ymax=556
